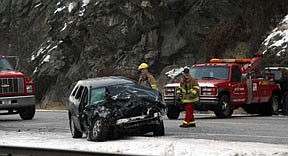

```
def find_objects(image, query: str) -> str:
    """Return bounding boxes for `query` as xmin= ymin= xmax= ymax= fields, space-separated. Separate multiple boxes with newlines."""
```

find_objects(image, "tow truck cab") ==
xmin=164 ymin=54 xmax=281 ymax=119
xmin=0 ymin=55 xmax=36 ymax=120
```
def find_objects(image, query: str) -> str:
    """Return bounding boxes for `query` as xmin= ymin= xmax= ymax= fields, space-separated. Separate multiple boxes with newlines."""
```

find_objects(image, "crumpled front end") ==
xmin=83 ymin=83 xmax=166 ymax=137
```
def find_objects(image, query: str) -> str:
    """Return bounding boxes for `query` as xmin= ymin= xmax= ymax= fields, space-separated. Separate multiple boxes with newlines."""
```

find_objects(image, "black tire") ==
xmin=69 ymin=118 xmax=83 ymax=138
xmin=19 ymin=106 xmax=35 ymax=120
xmin=153 ymin=120 xmax=165 ymax=136
xmin=283 ymin=93 xmax=288 ymax=116
xmin=261 ymin=94 xmax=279 ymax=116
xmin=214 ymin=95 xmax=233 ymax=118
xmin=285 ymin=102 xmax=288 ymax=116
xmin=87 ymin=118 xmax=108 ymax=142
xmin=167 ymin=105 xmax=180 ymax=119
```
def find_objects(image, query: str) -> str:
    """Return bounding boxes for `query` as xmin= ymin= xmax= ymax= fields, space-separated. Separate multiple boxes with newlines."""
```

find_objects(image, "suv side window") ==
xmin=80 ymin=87 xmax=88 ymax=105
xmin=231 ymin=66 xmax=241 ymax=82
xmin=79 ymin=87 xmax=89 ymax=112
xmin=71 ymin=86 xmax=79 ymax=96
xmin=75 ymin=86 xmax=84 ymax=99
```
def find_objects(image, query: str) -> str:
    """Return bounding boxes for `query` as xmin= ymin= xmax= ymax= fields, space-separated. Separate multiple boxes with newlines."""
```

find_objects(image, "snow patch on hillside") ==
xmin=262 ymin=15 xmax=288 ymax=56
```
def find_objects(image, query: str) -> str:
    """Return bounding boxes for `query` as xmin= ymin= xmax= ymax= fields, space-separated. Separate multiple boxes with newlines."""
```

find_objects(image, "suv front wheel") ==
xmin=153 ymin=120 xmax=165 ymax=136
xmin=87 ymin=118 xmax=108 ymax=142
xmin=167 ymin=105 xmax=180 ymax=119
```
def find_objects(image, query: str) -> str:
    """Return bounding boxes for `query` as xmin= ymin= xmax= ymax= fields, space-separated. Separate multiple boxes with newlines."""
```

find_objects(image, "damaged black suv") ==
xmin=68 ymin=76 xmax=165 ymax=141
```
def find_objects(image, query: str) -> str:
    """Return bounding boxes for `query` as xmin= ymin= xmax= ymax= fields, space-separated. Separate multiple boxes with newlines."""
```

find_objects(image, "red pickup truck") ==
xmin=0 ymin=55 xmax=36 ymax=120
xmin=164 ymin=52 xmax=281 ymax=119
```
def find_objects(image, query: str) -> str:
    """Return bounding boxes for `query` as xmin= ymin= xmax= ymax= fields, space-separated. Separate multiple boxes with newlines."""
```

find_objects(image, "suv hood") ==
xmin=107 ymin=85 xmax=164 ymax=118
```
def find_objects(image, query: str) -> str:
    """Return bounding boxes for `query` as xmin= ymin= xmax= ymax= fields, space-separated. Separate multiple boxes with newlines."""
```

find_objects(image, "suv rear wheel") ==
xmin=69 ymin=117 xmax=83 ymax=138
xmin=19 ymin=106 xmax=35 ymax=120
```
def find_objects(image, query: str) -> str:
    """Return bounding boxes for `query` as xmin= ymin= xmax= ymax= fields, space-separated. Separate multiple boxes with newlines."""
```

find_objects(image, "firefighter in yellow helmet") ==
xmin=138 ymin=63 xmax=157 ymax=90
xmin=177 ymin=67 xmax=200 ymax=128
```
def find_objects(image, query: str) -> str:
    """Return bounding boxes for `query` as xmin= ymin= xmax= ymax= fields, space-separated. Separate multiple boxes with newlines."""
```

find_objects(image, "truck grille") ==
xmin=0 ymin=78 xmax=24 ymax=94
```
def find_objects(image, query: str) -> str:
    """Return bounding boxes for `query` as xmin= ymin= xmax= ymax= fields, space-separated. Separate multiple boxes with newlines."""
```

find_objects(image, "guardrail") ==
xmin=0 ymin=145 xmax=135 ymax=156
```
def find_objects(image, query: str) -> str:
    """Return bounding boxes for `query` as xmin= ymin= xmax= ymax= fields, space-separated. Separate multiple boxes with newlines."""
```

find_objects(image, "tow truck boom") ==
xmin=241 ymin=52 xmax=263 ymax=74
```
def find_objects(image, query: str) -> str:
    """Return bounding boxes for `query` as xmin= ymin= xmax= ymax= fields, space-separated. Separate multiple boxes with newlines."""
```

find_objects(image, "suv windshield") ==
xmin=90 ymin=87 xmax=106 ymax=105
xmin=190 ymin=66 xmax=229 ymax=80
xmin=90 ymin=83 xmax=136 ymax=105
xmin=0 ymin=58 xmax=13 ymax=70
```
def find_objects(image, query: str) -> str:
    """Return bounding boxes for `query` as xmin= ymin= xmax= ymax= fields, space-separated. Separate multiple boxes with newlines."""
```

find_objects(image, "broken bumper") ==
xmin=116 ymin=112 xmax=162 ymax=126
xmin=0 ymin=95 xmax=35 ymax=109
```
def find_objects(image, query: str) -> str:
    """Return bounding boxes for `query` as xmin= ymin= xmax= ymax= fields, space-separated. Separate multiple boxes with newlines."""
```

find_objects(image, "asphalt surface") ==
xmin=0 ymin=110 xmax=288 ymax=145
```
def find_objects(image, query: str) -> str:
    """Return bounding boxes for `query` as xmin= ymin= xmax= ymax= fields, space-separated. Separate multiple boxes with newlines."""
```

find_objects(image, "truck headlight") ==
xmin=201 ymin=87 xmax=217 ymax=96
xmin=26 ymin=84 xmax=33 ymax=93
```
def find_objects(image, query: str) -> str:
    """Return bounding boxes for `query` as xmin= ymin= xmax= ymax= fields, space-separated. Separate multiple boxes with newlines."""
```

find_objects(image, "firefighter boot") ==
xmin=179 ymin=123 xmax=189 ymax=128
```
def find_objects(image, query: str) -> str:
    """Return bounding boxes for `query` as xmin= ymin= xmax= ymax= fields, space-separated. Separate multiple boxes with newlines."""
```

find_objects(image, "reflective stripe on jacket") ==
xmin=177 ymin=74 xmax=199 ymax=103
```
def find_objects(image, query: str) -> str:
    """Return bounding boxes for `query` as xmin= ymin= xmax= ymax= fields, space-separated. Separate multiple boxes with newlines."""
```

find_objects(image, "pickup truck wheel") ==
xmin=214 ymin=95 xmax=233 ymax=118
xmin=87 ymin=118 xmax=108 ymax=142
xmin=69 ymin=118 xmax=83 ymax=138
xmin=167 ymin=105 xmax=180 ymax=119
xmin=18 ymin=106 xmax=35 ymax=120
xmin=153 ymin=120 xmax=165 ymax=136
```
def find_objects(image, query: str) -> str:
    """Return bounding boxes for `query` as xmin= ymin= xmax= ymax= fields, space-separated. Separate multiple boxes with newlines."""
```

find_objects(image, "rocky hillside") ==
xmin=0 ymin=0 xmax=287 ymax=108
xmin=260 ymin=15 xmax=288 ymax=67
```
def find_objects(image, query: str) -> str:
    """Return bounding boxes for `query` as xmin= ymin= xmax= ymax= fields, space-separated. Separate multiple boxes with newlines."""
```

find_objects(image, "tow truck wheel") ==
xmin=18 ymin=106 xmax=35 ymax=120
xmin=153 ymin=120 xmax=165 ymax=136
xmin=167 ymin=105 xmax=180 ymax=119
xmin=69 ymin=117 xmax=83 ymax=138
xmin=270 ymin=94 xmax=279 ymax=115
xmin=214 ymin=95 xmax=233 ymax=118
xmin=262 ymin=94 xmax=279 ymax=116
xmin=87 ymin=118 xmax=108 ymax=142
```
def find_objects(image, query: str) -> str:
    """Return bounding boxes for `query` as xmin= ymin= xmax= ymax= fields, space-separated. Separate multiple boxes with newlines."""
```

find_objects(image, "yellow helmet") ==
xmin=138 ymin=63 xmax=148 ymax=71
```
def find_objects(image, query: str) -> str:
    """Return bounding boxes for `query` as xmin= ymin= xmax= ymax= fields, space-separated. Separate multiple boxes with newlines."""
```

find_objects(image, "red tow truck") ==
xmin=164 ymin=52 xmax=281 ymax=119
xmin=0 ymin=55 xmax=36 ymax=120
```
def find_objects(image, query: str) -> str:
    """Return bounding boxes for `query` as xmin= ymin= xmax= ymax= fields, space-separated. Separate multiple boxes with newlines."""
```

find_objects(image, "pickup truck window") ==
xmin=190 ymin=66 xmax=229 ymax=80
xmin=0 ymin=58 xmax=13 ymax=70
xmin=231 ymin=66 xmax=241 ymax=82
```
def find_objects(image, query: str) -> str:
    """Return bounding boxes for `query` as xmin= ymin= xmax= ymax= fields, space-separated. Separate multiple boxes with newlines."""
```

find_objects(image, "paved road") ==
xmin=0 ymin=110 xmax=288 ymax=145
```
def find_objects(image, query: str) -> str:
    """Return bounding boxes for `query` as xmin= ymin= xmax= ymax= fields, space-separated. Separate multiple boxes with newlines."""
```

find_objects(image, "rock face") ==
xmin=260 ymin=15 xmax=288 ymax=67
xmin=0 ymin=0 xmax=288 ymax=108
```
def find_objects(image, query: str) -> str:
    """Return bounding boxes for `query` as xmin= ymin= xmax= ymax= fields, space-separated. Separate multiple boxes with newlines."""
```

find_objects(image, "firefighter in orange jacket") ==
xmin=177 ymin=67 xmax=200 ymax=128
xmin=138 ymin=63 xmax=157 ymax=90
